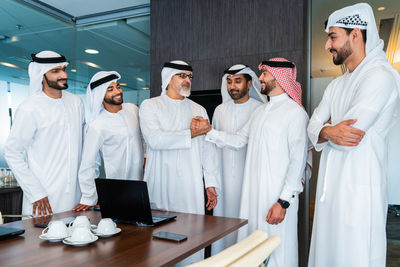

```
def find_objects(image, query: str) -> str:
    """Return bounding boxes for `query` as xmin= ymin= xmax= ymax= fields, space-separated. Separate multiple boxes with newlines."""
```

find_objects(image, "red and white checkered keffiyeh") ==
xmin=258 ymin=57 xmax=303 ymax=108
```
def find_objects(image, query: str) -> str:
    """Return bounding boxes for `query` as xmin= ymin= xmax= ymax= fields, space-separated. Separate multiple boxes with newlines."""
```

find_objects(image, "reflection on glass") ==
xmin=0 ymin=1 xmax=150 ymax=168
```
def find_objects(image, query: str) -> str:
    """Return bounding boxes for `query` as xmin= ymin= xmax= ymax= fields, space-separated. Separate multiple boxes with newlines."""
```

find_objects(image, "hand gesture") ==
xmin=32 ymin=196 xmax=53 ymax=217
xmin=72 ymin=203 xmax=93 ymax=212
xmin=266 ymin=202 xmax=286 ymax=225
xmin=206 ymin=187 xmax=218 ymax=210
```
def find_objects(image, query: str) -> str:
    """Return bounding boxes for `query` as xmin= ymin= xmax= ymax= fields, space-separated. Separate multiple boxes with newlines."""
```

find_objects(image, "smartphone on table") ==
xmin=152 ymin=231 xmax=187 ymax=242
xmin=34 ymin=216 xmax=76 ymax=228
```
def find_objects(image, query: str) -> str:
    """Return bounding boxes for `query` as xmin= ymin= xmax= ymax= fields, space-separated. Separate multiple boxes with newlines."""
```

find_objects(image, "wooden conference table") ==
xmin=0 ymin=210 xmax=247 ymax=266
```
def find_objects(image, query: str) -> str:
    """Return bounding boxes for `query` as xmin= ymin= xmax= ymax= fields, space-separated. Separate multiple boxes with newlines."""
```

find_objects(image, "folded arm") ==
xmin=324 ymin=70 xmax=396 ymax=151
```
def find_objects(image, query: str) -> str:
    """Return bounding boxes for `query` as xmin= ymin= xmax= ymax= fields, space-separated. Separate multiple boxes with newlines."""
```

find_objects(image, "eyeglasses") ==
xmin=175 ymin=73 xmax=193 ymax=80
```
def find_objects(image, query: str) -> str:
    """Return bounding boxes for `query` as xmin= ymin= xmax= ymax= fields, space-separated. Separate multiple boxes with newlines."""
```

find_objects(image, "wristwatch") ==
xmin=277 ymin=199 xmax=290 ymax=209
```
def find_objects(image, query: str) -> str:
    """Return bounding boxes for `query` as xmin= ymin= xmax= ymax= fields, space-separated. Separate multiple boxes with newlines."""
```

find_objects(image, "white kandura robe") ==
xmin=211 ymin=97 xmax=262 ymax=255
xmin=206 ymin=93 xmax=308 ymax=267
xmin=387 ymin=104 xmax=400 ymax=205
xmin=78 ymin=103 xmax=144 ymax=206
xmin=307 ymin=66 xmax=398 ymax=267
xmin=5 ymin=91 xmax=84 ymax=215
xmin=139 ymin=94 xmax=220 ymax=265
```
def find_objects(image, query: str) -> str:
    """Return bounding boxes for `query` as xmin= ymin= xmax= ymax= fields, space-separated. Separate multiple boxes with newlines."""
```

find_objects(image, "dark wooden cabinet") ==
xmin=0 ymin=186 xmax=23 ymax=223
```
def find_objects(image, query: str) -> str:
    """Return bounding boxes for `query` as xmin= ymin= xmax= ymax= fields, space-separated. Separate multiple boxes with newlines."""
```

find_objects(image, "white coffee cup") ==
xmin=70 ymin=226 xmax=96 ymax=243
xmin=97 ymin=218 xmax=117 ymax=235
xmin=42 ymin=220 xmax=69 ymax=239
xmin=70 ymin=215 xmax=91 ymax=229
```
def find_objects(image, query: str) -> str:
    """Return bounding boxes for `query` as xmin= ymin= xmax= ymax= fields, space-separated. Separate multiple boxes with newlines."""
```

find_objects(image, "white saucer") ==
xmin=62 ymin=235 xmax=98 ymax=246
xmin=93 ymin=228 xmax=121 ymax=237
xmin=39 ymin=234 xmax=68 ymax=242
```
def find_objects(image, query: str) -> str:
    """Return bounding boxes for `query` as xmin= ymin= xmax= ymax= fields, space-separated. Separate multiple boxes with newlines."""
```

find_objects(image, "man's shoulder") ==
xmin=16 ymin=94 xmax=44 ymax=112
xmin=63 ymin=90 xmax=82 ymax=99
xmin=248 ymin=97 xmax=262 ymax=105
xmin=211 ymin=103 xmax=227 ymax=120
xmin=247 ymin=98 xmax=263 ymax=110
xmin=187 ymin=98 xmax=206 ymax=112
xmin=284 ymin=99 xmax=308 ymax=119
xmin=123 ymin=102 xmax=139 ymax=112
xmin=361 ymin=65 xmax=396 ymax=82
xmin=87 ymin=116 xmax=107 ymax=131
xmin=140 ymin=96 xmax=162 ymax=108
xmin=63 ymin=91 xmax=83 ymax=105
xmin=214 ymin=101 xmax=231 ymax=112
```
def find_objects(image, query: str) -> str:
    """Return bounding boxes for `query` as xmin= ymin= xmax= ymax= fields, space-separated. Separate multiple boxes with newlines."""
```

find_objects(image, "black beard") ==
xmin=104 ymin=94 xmax=123 ymax=105
xmin=228 ymin=87 xmax=248 ymax=100
xmin=260 ymin=80 xmax=275 ymax=95
xmin=44 ymin=74 xmax=68 ymax=90
xmin=331 ymin=40 xmax=352 ymax=65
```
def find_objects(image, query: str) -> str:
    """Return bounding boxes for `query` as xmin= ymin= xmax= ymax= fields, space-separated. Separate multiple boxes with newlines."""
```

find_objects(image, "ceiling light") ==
xmin=120 ymin=83 xmax=127 ymax=86
xmin=85 ymin=49 xmax=99 ymax=54
xmin=136 ymin=77 xmax=144 ymax=82
xmin=11 ymin=36 xmax=19 ymax=42
xmin=11 ymin=75 xmax=27 ymax=80
xmin=142 ymin=87 xmax=149 ymax=90
xmin=8 ymin=56 xmax=30 ymax=63
xmin=83 ymin=61 xmax=101 ymax=69
xmin=377 ymin=7 xmax=385 ymax=11
xmin=71 ymin=69 xmax=77 ymax=72
xmin=0 ymin=62 xmax=21 ymax=69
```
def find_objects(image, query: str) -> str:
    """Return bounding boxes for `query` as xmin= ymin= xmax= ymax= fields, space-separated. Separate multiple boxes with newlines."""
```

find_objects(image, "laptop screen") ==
xmin=95 ymin=179 xmax=154 ymax=225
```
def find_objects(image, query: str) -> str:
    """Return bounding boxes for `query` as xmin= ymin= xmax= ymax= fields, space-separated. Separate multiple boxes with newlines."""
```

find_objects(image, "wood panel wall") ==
xmin=150 ymin=0 xmax=305 ymax=97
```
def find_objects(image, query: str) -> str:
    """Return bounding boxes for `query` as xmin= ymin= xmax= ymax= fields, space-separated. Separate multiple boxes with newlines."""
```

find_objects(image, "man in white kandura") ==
xmin=307 ymin=3 xmax=400 ymax=267
xmin=203 ymin=58 xmax=309 ymax=267
xmin=211 ymin=64 xmax=264 ymax=255
xmin=73 ymin=71 xmax=144 ymax=211
xmin=139 ymin=60 xmax=220 ymax=265
xmin=5 ymin=51 xmax=85 ymax=216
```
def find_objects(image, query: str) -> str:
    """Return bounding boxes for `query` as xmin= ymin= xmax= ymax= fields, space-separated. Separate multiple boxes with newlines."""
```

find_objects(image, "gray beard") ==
xmin=179 ymin=88 xmax=191 ymax=97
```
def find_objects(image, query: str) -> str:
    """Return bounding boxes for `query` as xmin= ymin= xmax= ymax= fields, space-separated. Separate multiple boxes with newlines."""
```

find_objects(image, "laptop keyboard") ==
xmin=152 ymin=216 xmax=165 ymax=223
xmin=152 ymin=213 xmax=172 ymax=223
xmin=115 ymin=213 xmax=175 ymax=226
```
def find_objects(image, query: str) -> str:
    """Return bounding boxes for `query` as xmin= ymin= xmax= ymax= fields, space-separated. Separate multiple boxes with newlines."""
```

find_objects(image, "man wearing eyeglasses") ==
xmin=139 ymin=60 xmax=220 ymax=265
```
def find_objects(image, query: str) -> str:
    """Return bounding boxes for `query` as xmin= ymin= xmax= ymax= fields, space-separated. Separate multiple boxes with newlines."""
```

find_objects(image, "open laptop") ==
xmin=0 ymin=226 xmax=25 ymax=240
xmin=95 ymin=179 xmax=176 ymax=226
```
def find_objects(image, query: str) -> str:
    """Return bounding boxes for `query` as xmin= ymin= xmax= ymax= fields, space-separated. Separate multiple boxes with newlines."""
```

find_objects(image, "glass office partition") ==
xmin=0 ymin=0 xmax=150 ymax=168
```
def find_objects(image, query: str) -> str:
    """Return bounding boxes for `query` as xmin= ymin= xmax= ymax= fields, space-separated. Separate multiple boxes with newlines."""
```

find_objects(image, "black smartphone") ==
xmin=34 ymin=216 xmax=76 ymax=228
xmin=152 ymin=231 xmax=187 ymax=242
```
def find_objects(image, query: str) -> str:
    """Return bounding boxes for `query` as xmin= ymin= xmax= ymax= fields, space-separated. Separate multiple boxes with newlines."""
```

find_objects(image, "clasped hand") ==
xmin=190 ymin=116 xmax=212 ymax=138
xmin=320 ymin=119 xmax=365 ymax=146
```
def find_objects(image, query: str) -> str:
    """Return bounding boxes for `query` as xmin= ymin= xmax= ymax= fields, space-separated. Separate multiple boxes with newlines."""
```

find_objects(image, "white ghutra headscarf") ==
xmin=160 ymin=60 xmax=193 ymax=96
xmin=86 ymin=71 xmax=121 ymax=124
xmin=28 ymin=50 xmax=68 ymax=95
xmin=221 ymin=64 xmax=266 ymax=103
